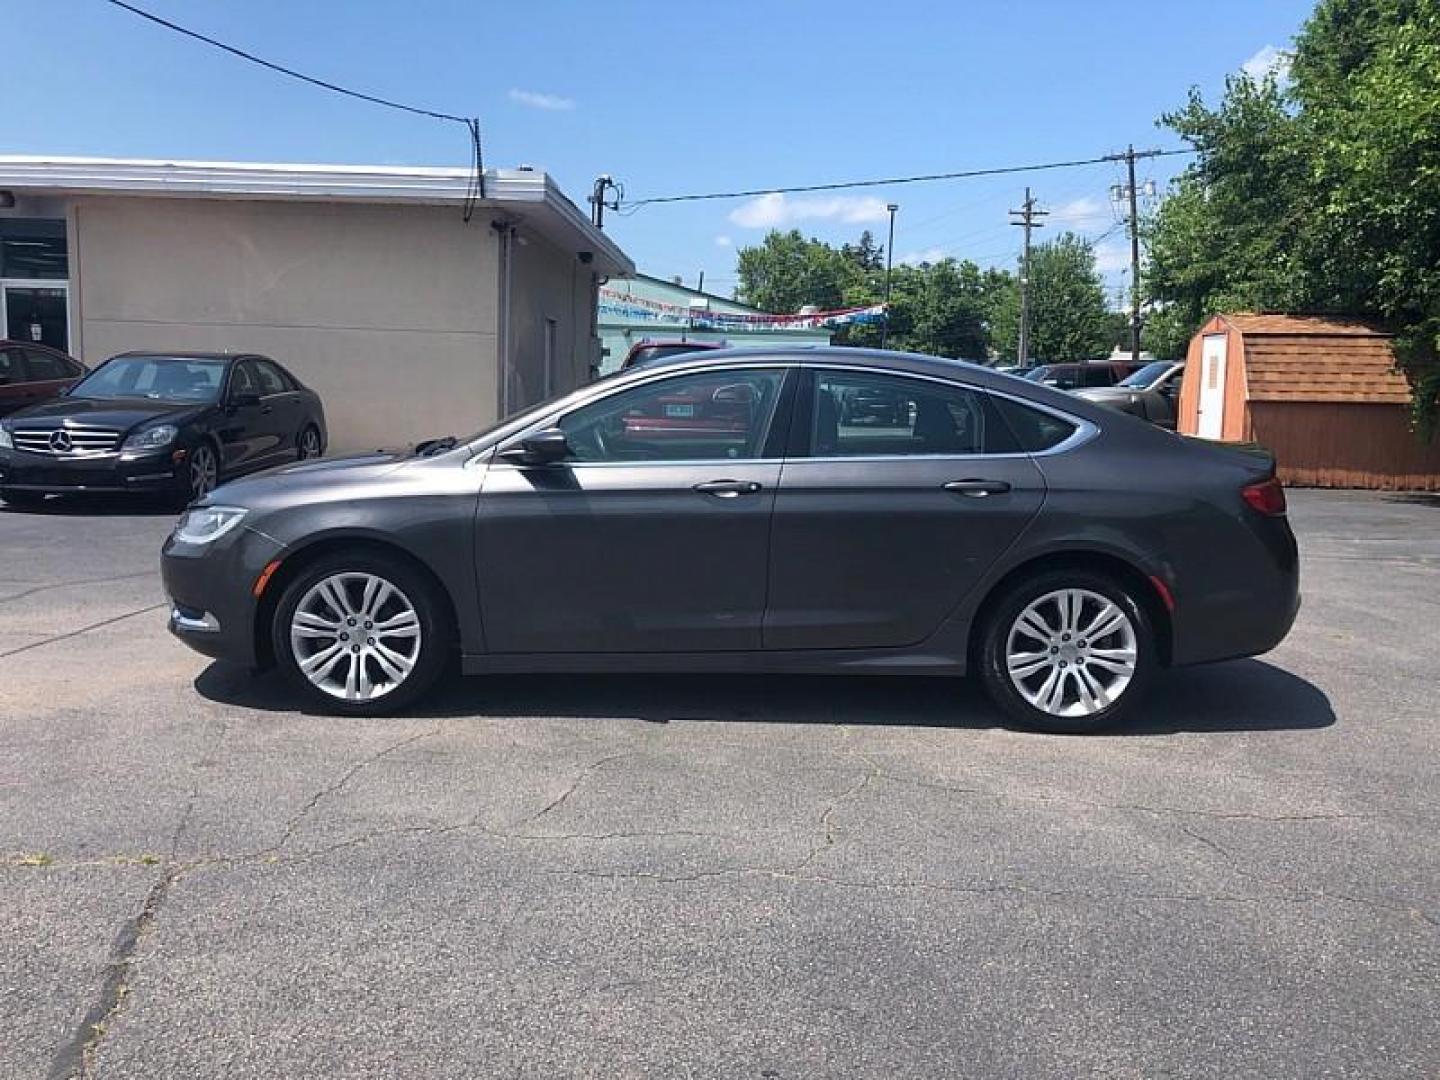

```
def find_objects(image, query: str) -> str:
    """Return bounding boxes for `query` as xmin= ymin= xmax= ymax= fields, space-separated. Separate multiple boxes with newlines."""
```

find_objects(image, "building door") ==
xmin=1 ymin=282 xmax=70 ymax=354
xmin=1197 ymin=333 xmax=1228 ymax=439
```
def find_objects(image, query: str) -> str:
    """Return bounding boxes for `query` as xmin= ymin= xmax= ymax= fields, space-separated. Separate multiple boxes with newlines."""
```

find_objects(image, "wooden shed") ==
xmin=1176 ymin=313 xmax=1440 ymax=491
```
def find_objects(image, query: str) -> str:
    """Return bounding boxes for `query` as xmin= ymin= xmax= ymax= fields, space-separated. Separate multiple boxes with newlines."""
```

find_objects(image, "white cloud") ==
xmin=728 ymin=192 xmax=891 ymax=229
xmin=899 ymin=247 xmax=948 ymax=267
xmin=1241 ymin=44 xmax=1292 ymax=83
xmin=1049 ymin=196 xmax=1110 ymax=227
xmin=1094 ymin=243 xmax=1132 ymax=274
xmin=508 ymin=88 xmax=575 ymax=111
xmin=714 ymin=235 xmax=732 ymax=247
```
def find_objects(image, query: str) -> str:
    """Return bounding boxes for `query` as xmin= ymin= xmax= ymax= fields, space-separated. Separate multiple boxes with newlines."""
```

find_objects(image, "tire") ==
xmin=297 ymin=425 xmax=323 ymax=461
xmin=178 ymin=440 xmax=220 ymax=508
xmin=0 ymin=489 xmax=48 ymax=508
xmin=271 ymin=550 xmax=452 ymax=716
xmin=977 ymin=569 xmax=1157 ymax=734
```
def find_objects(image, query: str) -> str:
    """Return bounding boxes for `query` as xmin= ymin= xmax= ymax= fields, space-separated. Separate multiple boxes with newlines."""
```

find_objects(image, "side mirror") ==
xmin=712 ymin=383 xmax=756 ymax=405
xmin=230 ymin=391 xmax=262 ymax=409
xmin=498 ymin=427 xmax=571 ymax=466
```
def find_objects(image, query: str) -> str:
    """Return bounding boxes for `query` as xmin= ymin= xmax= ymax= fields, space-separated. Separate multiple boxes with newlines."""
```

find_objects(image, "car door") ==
xmin=0 ymin=347 xmax=31 ymax=416
xmin=217 ymin=360 xmax=267 ymax=473
xmin=475 ymin=365 xmax=793 ymax=654
xmin=248 ymin=357 xmax=301 ymax=463
xmin=764 ymin=367 xmax=1048 ymax=651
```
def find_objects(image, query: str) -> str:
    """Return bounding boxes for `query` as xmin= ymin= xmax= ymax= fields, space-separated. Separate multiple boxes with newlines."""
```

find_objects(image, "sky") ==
xmin=9 ymin=0 xmax=1314 ymax=304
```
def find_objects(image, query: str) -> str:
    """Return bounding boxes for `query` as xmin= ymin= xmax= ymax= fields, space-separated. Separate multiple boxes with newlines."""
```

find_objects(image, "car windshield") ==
xmin=1118 ymin=361 xmax=1174 ymax=388
xmin=69 ymin=356 xmax=227 ymax=403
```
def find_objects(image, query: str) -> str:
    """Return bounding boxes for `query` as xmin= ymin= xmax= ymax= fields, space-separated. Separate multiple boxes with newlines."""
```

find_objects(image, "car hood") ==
xmin=207 ymin=450 xmax=415 ymax=508
xmin=5 ymin=396 xmax=209 ymax=432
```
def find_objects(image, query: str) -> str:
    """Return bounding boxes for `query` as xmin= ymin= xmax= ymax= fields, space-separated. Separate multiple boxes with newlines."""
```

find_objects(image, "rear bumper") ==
xmin=161 ymin=525 xmax=286 ymax=668
xmin=0 ymin=448 xmax=180 ymax=493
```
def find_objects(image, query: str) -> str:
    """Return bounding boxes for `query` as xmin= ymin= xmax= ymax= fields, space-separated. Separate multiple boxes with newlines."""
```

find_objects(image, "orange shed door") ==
xmin=1197 ymin=334 xmax=1228 ymax=439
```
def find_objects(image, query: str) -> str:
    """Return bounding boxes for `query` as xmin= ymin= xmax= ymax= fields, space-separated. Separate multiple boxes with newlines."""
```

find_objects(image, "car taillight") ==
xmin=1242 ymin=477 xmax=1287 ymax=516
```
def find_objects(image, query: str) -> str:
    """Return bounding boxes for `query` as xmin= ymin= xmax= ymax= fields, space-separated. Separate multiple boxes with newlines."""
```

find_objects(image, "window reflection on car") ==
xmin=1117 ymin=361 xmax=1175 ymax=389
xmin=69 ymin=356 xmax=228 ymax=403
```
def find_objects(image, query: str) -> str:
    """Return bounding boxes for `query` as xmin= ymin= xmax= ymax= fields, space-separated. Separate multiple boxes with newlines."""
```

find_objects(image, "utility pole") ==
xmin=881 ymin=203 xmax=899 ymax=348
xmin=1009 ymin=187 xmax=1047 ymax=367
xmin=1108 ymin=147 xmax=1161 ymax=363
xmin=589 ymin=175 xmax=621 ymax=228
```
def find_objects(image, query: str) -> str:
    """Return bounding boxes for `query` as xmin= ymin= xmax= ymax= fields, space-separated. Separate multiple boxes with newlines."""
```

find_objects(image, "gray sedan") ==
xmin=1074 ymin=360 xmax=1185 ymax=429
xmin=161 ymin=348 xmax=1298 ymax=733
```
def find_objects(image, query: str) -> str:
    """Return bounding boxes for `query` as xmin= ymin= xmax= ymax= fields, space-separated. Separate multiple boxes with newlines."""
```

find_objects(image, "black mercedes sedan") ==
xmin=0 ymin=352 xmax=326 ymax=508
xmin=161 ymin=347 xmax=1298 ymax=733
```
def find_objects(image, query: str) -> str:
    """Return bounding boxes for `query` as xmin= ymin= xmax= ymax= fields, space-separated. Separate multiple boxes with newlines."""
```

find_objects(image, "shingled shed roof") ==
xmin=1220 ymin=313 xmax=1410 ymax=404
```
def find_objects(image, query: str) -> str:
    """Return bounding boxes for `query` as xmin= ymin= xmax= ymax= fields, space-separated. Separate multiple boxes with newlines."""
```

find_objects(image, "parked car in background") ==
xmin=1023 ymin=361 xmax=1139 ymax=390
xmin=621 ymin=338 xmax=728 ymax=370
xmin=0 ymin=352 xmax=326 ymax=508
xmin=0 ymin=340 xmax=86 ymax=417
xmin=161 ymin=347 xmax=1298 ymax=734
xmin=1074 ymin=361 xmax=1185 ymax=429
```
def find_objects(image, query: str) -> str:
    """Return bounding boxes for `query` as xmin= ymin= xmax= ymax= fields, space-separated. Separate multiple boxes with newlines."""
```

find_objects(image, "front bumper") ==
xmin=0 ymin=447 xmax=183 ymax=494
xmin=161 ymin=524 xmax=287 ymax=668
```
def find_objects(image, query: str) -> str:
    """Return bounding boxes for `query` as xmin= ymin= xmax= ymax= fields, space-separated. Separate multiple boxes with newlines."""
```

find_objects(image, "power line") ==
xmin=621 ymin=148 xmax=1191 ymax=209
xmin=100 ymin=0 xmax=486 ymax=216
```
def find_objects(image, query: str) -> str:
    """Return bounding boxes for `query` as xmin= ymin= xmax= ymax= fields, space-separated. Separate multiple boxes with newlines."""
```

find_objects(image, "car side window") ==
xmin=991 ymin=396 xmax=1079 ymax=452
xmin=229 ymin=362 xmax=258 ymax=399
xmin=810 ymin=370 xmax=1011 ymax=457
xmin=22 ymin=348 xmax=69 ymax=382
xmin=559 ymin=368 xmax=786 ymax=463
xmin=0 ymin=348 xmax=23 ymax=384
xmin=1084 ymin=366 xmax=1115 ymax=387
xmin=251 ymin=359 xmax=291 ymax=395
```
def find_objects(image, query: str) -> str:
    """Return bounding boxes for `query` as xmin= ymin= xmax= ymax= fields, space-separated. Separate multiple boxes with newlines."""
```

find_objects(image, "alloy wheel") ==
xmin=289 ymin=572 xmax=423 ymax=702
xmin=298 ymin=428 xmax=321 ymax=460
xmin=1004 ymin=588 xmax=1137 ymax=718
xmin=189 ymin=444 xmax=218 ymax=500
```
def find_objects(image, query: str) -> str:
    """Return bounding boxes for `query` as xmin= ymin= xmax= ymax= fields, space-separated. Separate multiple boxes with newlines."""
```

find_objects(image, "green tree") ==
xmin=988 ymin=234 xmax=1113 ymax=361
xmin=1145 ymin=0 xmax=1440 ymax=431
xmin=734 ymin=229 xmax=857 ymax=313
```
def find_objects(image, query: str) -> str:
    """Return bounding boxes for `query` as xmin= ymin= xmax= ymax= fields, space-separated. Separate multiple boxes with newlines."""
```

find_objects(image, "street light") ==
xmin=882 ymin=203 xmax=899 ymax=348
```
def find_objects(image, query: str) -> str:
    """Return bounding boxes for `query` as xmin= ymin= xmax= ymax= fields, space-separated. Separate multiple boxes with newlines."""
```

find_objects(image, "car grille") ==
xmin=11 ymin=426 xmax=123 ymax=456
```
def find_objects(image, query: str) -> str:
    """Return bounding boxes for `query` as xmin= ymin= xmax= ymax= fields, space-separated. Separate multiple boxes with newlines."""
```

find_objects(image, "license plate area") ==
xmin=664 ymin=403 xmax=695 ymax=418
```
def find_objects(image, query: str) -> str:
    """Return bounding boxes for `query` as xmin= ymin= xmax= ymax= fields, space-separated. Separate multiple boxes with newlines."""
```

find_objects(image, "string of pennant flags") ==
xmin=598 ymin=288 xmax=888 ymax=331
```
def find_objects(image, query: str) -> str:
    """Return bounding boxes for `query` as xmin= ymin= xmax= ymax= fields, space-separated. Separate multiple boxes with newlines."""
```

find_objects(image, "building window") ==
xmin=0 ymin=218 xmax=67 ymax=280
xmin=1 ymin=219 xmax=70 ymax=353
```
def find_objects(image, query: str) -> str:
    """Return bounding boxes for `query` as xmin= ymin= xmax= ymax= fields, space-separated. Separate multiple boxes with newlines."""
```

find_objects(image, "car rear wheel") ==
xmin=978 ymin=570 xmax=1156 ymax=733
xmin=272 ymin=551 xmax=451 ymax=716
xmin=297 ymin=425 xmax=322 ymax=460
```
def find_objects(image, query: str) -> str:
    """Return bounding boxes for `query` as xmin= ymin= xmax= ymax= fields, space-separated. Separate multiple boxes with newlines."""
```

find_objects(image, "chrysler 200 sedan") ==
xmin=161 ymin=348 xmax=1299 ymax=733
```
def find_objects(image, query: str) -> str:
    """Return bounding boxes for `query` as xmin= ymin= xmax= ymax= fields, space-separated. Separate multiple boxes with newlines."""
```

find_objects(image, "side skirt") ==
xmin=461 ymin=648 xmax=966 ymax=678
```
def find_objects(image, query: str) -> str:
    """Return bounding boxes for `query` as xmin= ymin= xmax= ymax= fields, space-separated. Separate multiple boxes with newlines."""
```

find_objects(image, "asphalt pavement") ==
xmin=1 ymin=489 xmax=1436 ymax=1078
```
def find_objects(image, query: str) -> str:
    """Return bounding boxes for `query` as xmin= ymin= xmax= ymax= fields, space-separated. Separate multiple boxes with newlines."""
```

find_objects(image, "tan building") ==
xmin=0 ymin=156 xmax=632 ymax=449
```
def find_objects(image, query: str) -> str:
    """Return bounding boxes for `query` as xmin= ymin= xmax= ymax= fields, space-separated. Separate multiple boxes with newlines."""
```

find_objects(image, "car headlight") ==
xmin=173 ymin=505 xmax=248 ymax=545
xmin=121 ymin=424 xmax=179 ymax=453
xmin=0 ymin=424 xmax=11 ymax=451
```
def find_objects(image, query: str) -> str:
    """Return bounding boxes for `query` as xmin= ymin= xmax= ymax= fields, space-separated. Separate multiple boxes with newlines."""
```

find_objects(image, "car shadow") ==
xmin=0 ymin=492 xmax=179 ymax=517
xmin=193 ymin=657 xmax=1335 ymax=736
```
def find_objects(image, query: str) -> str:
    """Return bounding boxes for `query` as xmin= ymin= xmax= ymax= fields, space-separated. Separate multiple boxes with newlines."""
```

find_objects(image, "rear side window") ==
xmin=251 ymin=359 xmax=291 ymax=395
xmin=991 ymin=396 xmax=1079 ymax=453
xmin=0 ymin=348 xmax=23 ymax=383
xmin=1082 ymin=366 xmax=1115 ymax=387
xmin=23 ymin=348 xmax=70 ymax=381
xmin=809 ymin=370 xmax=1018 ymax=457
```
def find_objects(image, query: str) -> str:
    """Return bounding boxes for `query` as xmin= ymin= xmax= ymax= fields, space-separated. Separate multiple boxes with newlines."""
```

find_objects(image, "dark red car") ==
xmin=0 ymin=341 xmax=86 ymax=417
xmin=620 ymin=339 xmax=727 ymax=371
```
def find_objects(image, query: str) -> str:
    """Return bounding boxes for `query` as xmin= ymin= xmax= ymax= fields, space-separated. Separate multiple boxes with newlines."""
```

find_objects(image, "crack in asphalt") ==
xmin=0 ymin=603 xmax=167 ymax=660
xmin=511 ymin=751 xmax=633 ymax=829
xmin=0 ymin=570 xmax=156 ymax=606
xmin=270 ymin=725 xmax=446 ymax=852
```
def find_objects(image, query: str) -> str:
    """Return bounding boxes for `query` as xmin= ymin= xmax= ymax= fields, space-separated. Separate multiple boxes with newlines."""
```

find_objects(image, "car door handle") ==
xmin=943 ymin=479 xmax=1011 ymax=497
xmin=694 ymin=479 xmax=763 ymax=498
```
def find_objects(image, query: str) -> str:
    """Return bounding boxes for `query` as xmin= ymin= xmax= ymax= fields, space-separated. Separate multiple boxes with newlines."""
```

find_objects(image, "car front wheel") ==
xmin=272 ymin=552 xmax=451 ymax=715
xmin=182 ymin=441 xmax=219 ymax=506
xmin=978 ymin=570 xmax=1157 ymax=733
